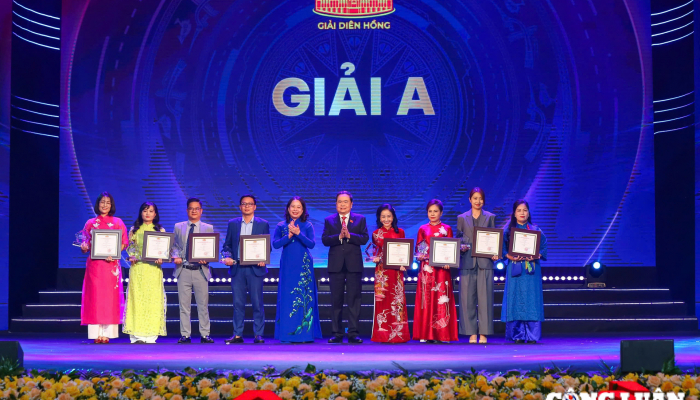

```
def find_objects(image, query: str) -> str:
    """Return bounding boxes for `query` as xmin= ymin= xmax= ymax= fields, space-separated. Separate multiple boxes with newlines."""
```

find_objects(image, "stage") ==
xmin=3 ymin=333 xmax=700 ymax=372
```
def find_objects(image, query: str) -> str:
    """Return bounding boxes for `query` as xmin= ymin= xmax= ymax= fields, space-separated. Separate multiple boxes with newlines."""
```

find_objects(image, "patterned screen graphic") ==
xmin=59 ymin=0 xmax=654 ymax=268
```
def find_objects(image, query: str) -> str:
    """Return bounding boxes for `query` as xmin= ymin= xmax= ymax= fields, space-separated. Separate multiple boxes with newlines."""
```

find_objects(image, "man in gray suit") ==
xmin=171 ymin=197 xmax=215 ymax=344
xmin=456 ymin=188 xmax=499 ymax=344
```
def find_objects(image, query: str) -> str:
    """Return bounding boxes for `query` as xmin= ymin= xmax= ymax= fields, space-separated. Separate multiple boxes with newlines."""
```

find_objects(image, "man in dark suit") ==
xmin=321 ymin=191 xmax=369 ymax=343
xmin=221 ymin=194 xmax=269 ymax=344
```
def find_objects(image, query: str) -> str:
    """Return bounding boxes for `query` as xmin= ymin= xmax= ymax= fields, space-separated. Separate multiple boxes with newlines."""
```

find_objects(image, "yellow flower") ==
xmin=123 ymin=388 xmax=134 ymax=399
xmin=172 ymin=376 xmax=182 ymax=382
xmin=217 ymin=378 xmax=228 ymax=385
xmin=339 ymin=375 xmax=348 ymax=380
xmin=230 ymin=388 xmax=244 ymax=398
xmin=341 ymin=391 xmax=352 ymax=398
xmin=19 ymin=395 xmax=29 ymax=400
xmin=318 ymin=387 xmax=331 ymax=399
xmin=541 ymin=382 xmax=553 ymax=390
xmin=59 ymin=376 xmax=70 ymax=384
xmin=81 ymin=387 xmax=96 ymax=397
xmin=591 ymin=376 xmax=605 ymax=386
xmin=425 ymin=390 xmax=437 ymax=400
xmin=41 ymin=389 xmax=57 ymax=400
xmin=366 ymin=394 xmax=376 ymax=400
xmin=274 ymin=378 xmax=286 ymax=387
xmin=499 ymin=393 xmax=509 ymax=400
xmin=331 ymin=384 xmax=339 ymax=394
xmin=164 ymin=394 xmax=173 ymax=400
xmin=66 ymin=386 xmax=80 ymax=397
xmin=431 ymin=379 xmax=441 ymax=385
xmin=387 ymin=390 xmax=398 ymax=398
xmin=131 ymin=383 xmax=142 ymax=391
xmin=186 ymin=387 xmax=198 ymax=396
xmin=283 ymin=387 xmax=294 ymax=393
xmin=661 ymin=382 xmax=674 ymax=392
xmin=523 ymin=382 xmax=537 ymax=392
xmin=303 ymin=392 xmax=316 ymax=400
xmin=524 ymin=394 xmax=535 ymax=400
xmin=202 ymin=387 xmax=213 ymax=396
xmin=688 ymin=388 xmax=699 ymax=396
xmin=684 ymin=379 xmax=696 ymax=390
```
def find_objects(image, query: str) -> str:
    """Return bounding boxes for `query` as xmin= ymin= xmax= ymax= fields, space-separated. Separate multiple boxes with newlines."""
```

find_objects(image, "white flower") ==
xmin=107 ymin=223 xmax=114 ymax=228
xmin=93 ymin=223 xmax=100 ymax=228
xmin=423 ymin=265 xmax=434 ymax=273
xmin=433 ymin=232 xmax=440 ymax=236
xmin=438 ymin=295 xmax=449 ymax=304
xmin=95 ymin=219 xmax=100 ymax=223
xmin=439 ymin=226 xmax=447 ymax=236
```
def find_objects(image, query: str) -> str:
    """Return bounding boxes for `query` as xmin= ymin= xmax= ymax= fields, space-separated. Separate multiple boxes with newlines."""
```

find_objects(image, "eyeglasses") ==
xmin=240 ymin=203 xmax=255 ymax=207
xmin=187 ymin=207 xmax=202 ymax=212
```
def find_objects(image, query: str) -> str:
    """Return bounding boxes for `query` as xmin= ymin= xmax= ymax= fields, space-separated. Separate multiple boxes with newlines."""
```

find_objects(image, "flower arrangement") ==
xmin=1 ymin=365 xmax=699 ymax=400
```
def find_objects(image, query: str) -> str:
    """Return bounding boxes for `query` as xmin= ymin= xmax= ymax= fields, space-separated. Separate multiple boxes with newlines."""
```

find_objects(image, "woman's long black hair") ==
xmin=133 ymin=201 xmax=163 ymax=232
xmin=375 ymin=203 xmax=399 ymax=233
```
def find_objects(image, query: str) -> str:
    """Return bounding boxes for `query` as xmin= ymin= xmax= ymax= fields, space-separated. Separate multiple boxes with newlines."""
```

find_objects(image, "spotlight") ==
xmin=228 ymin=278 xmax=232 ymax=282
xmin=496 ymin=262 xmax=504 ymax=270
xmin=586 ymin=261 xmax=606 ymax=288
xmin=321 ymin=278 xmax=326 ymax=282
xmin=412 ymin=261 xmax=418 ymax=270
xmin=493 ymin=277 xmax=498 ymax=281
xmin=370 ymin=277 xmax=375 ymax=282
xmin=125 ymin=278 xmax=129 ymax=283
xmin=215 ymin=278 xmax=221 ymax=282
xmin=209 ymin=278 xmax=214 ymax=282
xmin=363 ymin=277 xmax=369 ymax=282
xmin=555 ymin=276 xmax=560 ymax=281
xmin=566 ymin=276 xmax=572 ymax=281
xmin=174 ymin=278 xmax=177 ymax=283
xmin=264 ymin=278 xmax=269 ymax=282
xmin=499 ymin=276 xmax=504 ymax=281
xmin=548 ymin=276 xmax=554 ymax=281
xmin=542 ymin=276 xmax=548 ymax=281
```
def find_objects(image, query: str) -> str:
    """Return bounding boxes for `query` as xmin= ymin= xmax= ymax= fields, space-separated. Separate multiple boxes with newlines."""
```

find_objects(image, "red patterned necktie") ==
xmin=341 ymin=216 xmax=347 ymax=241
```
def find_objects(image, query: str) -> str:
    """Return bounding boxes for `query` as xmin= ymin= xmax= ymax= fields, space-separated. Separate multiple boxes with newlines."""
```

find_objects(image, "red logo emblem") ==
xmin=236 ymin=391 xmax=283 ymax=400
xmin=314 ymin=0 xmax=395 ymax=18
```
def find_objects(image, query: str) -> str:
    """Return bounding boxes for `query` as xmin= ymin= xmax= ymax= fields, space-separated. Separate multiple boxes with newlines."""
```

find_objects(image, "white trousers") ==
xmin=88 ymin=324 xmax=119 ymax=339
xmin=129 ymin=334 xmax=158 ymax=343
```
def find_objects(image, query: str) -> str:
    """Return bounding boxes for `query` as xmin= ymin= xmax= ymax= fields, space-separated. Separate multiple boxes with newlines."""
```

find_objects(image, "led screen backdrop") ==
xmin=59 ymin=0 xmax=654 ymax=268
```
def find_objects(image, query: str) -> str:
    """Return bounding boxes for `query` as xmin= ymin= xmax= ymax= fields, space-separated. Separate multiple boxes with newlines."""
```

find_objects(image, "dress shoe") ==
xmin=328 ymin=336 xmax=343 ymax=344
xmin=178 ymin=336 xmax=191 ymax=344
xmin=347 ymin=336 xmax=363 ymax=344
xmin=514 ymin=339 xmax=525 ymax=344
xmin=200 ymin=336 xmax=215 ymax=344
xmin=468 ymin=335 xmax=477 ymax=344
xmin=479 ymin=335 xmax=488 ymax=344
xmin=134 ymin=340 xmax=146 ymax=344
xmin=225 ymin=336 xmax=244 ymax=344
xmin=102 ymin=338 xmax=109 ymax=344
xmin=93 ymin=338 xmax=102 ymax=344
xmin=526 ymin=340 xmax=537 ymax=344
xmin=254 ymin=335 xmax=265 ymax=344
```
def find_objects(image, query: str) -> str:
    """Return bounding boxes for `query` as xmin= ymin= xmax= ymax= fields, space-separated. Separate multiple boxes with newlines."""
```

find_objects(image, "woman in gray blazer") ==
xmin=456 ymin=188 xmax=499 ymax=344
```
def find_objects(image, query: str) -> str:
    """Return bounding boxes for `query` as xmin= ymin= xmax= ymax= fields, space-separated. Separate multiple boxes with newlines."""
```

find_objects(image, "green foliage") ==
xmin=0 ymin=357 xmax=24 ymax=377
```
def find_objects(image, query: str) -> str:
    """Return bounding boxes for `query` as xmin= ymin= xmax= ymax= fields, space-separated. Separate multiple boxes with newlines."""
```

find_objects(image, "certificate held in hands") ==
xmin=472 ymin=227 xmax=503 ymax=259
xmin=508 ymin=228 xmax=541 ymax=258
xmin=142 ymin=231 xmax=174 ymax=262
xmin=428 ymin=237 xmax=461 ymax=268
xmin=382 ymin=238 xmax=414 ymax=270
xmin=187 ymin=233 xmax=220 ymax=263
xmin=239 ymin=234 xmax=271 ymax=265
xmin=90 ymin=229 xmax=122 ymax=260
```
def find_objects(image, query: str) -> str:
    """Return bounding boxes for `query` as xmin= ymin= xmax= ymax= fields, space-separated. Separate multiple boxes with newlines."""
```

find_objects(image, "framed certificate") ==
xmin=382 ymin=238 xmax=414 ymax=270
xmin=472 ymin=227 xmax=503 ymax=259
xmin=429 ymin=237 xmax=461 ymax=268
xmin=187 ymin=232 xmax=220 ymax=263
xmin=509 ymin=228 xmax=541 ymax=258
xmin=90 ymin=229 xmax=122 ymax=260
xmin=239 ymin=234 xmax=271 ymax=265
xmin=142 ymin=231 xmax=174 ymax=262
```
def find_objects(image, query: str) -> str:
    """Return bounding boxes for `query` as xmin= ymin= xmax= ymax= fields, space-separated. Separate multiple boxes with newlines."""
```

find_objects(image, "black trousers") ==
xmin=328 ymin=264 xmax=363 ymax=337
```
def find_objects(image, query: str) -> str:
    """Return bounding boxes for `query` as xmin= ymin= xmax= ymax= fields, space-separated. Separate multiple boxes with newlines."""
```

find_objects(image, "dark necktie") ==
xmin=184 ymin=223 xmax=195 ymax=260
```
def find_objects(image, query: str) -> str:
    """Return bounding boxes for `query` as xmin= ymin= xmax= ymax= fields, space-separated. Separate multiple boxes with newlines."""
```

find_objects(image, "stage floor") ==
xmin=2 ymin=333 xmax=699 ymax=372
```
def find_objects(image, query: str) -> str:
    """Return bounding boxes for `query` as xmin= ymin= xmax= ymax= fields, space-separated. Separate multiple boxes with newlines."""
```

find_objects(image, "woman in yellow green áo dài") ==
xmin=123 ymin=201 xmax=167 ymax=343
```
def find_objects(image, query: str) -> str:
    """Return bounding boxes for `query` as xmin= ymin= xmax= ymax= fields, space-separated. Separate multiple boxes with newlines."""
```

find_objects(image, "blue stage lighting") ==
xmin=412 ymin=261 xmax=418 ymax=270
xmin=496 ymin=262 xmax=504 ymax=270
xmin=592 ymin=261 xmax=601 ymax=269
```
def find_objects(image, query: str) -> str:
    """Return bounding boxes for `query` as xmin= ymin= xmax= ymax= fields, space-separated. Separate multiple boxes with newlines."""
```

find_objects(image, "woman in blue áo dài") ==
xmin=501 ymin=199 xmax=548 ymax=344
xmin=272 ymin=196 xmax=322 ymax=343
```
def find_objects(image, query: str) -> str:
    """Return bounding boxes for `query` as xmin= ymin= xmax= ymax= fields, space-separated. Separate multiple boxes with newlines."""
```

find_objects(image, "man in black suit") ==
xmin=321 ymin=191 xmax=369 ymax=344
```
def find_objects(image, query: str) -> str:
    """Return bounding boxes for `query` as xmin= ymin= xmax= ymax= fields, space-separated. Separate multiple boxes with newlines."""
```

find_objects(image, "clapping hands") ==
xmin=287 ymin=221 xmax=301 ymax=238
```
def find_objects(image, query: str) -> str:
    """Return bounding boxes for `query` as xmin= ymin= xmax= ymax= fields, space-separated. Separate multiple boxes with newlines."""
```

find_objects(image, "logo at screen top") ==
xmin=314 ymin=0 xmax=395 ymax=18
